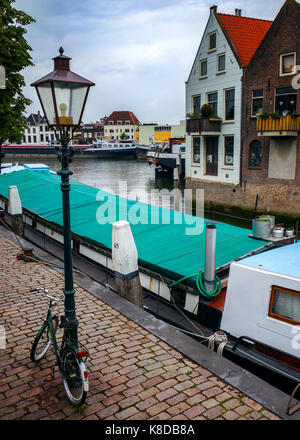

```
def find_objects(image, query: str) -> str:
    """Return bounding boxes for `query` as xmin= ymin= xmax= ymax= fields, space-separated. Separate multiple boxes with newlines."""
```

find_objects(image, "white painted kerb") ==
xmin=112 ymin=220 xmax=139 ymax=276
xmin=8 ymin=186 xmax=22 ymax=215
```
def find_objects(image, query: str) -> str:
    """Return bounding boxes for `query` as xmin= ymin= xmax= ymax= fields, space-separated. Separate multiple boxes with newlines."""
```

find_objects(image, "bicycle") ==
xmin=30 ymin=287 xmax=89 ymax=406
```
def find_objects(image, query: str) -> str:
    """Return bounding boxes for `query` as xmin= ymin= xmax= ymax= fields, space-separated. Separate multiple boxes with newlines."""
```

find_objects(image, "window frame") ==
xmin=207 ymin=91 xmax=218 ymax=117
xmin=223 ymin=135 xmax=234 ymax=167
xmin=217 ymin=53 xmax=226 ymax=74
xmin=208 ymin=32 xmax=217 ymax=52
xmin=269 ymin=285 xmax=300 ymax=325
xmin=192 ymin=136 xmax=201 ymax=165
xmin=279 ymin=52 xmax=296 ymax=77
xmin=224 ymin=88 xmax=235 ymax=122
xmin=274 ymin=87 xmax=298 ymax=114
xmin=199 ymin=59 xmax=208 ymax=79
xmin=192 ymin=95 xmax=201 ymax=117
xmin=251 ymin=89 xmax=264 ymax=118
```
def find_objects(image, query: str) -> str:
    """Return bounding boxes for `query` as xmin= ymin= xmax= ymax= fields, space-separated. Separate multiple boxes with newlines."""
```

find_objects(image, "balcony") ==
xmin=257 ymin=115 xmax=300 ymax=137
xmin=186 ymin=117 xmax=222 ymax=135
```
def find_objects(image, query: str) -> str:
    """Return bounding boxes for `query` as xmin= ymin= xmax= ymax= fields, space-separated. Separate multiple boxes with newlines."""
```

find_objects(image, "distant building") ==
xmin=73 ymin=117 xmax=107 ymax=143
xmin=21 ymin=111 xmax=55 ymax=145
xmin=104 ymin=111 xmax=140 ymax=141
xmin=138 ymin=122 xmax=186 ymax=145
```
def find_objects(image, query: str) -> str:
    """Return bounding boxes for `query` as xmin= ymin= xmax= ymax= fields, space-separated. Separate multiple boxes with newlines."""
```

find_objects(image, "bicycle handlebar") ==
xmin=30 ymin=287 xmax=64 ymax=302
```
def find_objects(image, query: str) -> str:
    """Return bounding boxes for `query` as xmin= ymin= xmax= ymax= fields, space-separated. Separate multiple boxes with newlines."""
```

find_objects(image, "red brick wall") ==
xmin=242 ymin=0 xmax=300 ymax=186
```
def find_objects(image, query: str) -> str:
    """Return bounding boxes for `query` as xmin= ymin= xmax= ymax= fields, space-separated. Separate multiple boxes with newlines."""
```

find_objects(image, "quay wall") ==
xmin=186 ymin=178 xmax=300 ymax=216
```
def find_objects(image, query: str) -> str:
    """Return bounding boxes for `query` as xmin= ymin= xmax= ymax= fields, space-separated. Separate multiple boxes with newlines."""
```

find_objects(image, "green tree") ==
xmin=0 ymin=0 xmax=35 ymax=156
xmin=120 ymin=132 xmax=129 ymax=140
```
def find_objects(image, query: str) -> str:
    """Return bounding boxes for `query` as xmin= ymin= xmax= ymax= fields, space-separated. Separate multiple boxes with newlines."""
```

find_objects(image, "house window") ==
xmin=275 ymin=87 xmax=297 ymax=115
xmin=224 ymin=136 xmax=234 ymax=166
xmin=200 ymin=59 xmax=207 ymax=78
xmin=40 ymin=126 xmax=43 ymax=132
xmin=208 ymin=32 xmax=216 ymax=51
xmin=192 ymin=95 xmax=201 ymax=116
xmin=125 ymin=121 xmax=130 ymax=125
xmin=217 ymin=54 xmax=225 ymax=73
xmin=225 ymin=88 xmax=235 ymax=121
xmin=27 ymin=128 xmax=31 ymax=134
xmin=249 ymin=140 xmax=262 ymax=168
xmin=109 ymin=129 xmax=114 ymax=133
xmin=109 ymin=121 xmax=114 ymax=125
xmin=192 ymin=137 xmax=201 ymax=164
xmin=40 ymin=134 xmax=44 ymax=142
xmin=207 ymin=92 xmax=218 ymax=117
xmin=280 ymin=53 xmax=296 ymax=76
xmin=125 ymin=129 xmax=130 ymax=133
xmin=269 ymin=286 xmax=300 ymax=325
xmin=33 ymin=135 xmax=37 ymax=143
xmin=28 ymin=136 xmax=31 ymax=143
xmin=117 ymin=121 xmax=122 ymax=125
xmin=252 ymin=90 xmax=264 ymax=116
xmin=33 ymin=128 xmax=36 ymax=134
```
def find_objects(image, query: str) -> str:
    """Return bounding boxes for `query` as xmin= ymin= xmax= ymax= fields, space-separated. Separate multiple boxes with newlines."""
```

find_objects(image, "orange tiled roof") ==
xmin=217 ymin=13 xmax=273 ymax=66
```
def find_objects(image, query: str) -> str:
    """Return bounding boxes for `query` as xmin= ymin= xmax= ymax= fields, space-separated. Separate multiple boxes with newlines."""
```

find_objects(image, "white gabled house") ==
xmin=185 ymin=6 xmax=272 ymax=185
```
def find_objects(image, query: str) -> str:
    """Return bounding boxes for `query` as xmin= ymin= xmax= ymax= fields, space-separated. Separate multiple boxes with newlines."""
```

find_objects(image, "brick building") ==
xmin=240 ymin=0 xmax=300 ymax=213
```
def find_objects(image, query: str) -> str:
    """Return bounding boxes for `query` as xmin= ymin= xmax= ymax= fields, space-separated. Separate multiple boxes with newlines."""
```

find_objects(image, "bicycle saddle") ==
xmin=59 ymin=315 xmax=76 ymax=329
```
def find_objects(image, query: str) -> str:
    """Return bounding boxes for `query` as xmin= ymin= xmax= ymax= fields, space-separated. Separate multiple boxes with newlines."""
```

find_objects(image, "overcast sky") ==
xmin=15 ymin=0 xmax=285 ymax=125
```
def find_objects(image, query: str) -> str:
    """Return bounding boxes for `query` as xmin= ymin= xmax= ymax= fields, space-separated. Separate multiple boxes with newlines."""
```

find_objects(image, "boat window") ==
xmin=269 ymin=286 xmax=300 ymax=325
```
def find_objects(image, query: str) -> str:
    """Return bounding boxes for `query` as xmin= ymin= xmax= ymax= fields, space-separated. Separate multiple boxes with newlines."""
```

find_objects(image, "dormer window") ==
xmin=109 ymin=121 xmax=114 ymax=125
xmin=208 ymin=32 xmax=216 ymax=51
xmin=280 ymin=53 xmax=296 ymax=76
xmin=117 ymin=121 xmax=122 ymax=125
xmin=125 ymin=120 xmax=130 ymax=125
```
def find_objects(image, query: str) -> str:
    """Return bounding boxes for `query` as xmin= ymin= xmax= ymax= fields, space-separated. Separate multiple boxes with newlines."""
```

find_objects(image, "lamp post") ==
xmin=31 ymin=48 xmax=95 ymax=345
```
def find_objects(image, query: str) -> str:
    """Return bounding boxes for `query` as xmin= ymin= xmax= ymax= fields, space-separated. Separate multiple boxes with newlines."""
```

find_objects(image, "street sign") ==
xmin=0 ymin=66 xmax=6 ymax=89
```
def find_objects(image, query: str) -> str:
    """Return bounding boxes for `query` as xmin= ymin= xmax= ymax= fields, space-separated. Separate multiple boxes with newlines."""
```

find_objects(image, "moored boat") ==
xmin=85 ymin=140 xmax=137 ymax=158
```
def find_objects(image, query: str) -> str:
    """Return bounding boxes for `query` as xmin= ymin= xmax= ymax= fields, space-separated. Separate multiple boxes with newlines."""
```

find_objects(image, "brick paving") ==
xmin=0 ymin=235 xmax=281 ymax=420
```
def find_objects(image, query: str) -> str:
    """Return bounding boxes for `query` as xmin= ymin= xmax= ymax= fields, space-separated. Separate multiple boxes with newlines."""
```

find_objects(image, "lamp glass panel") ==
xmin=53 ymin=82 xmax=88 ymax=125
xmin=37 ymin=82 xmax=56 ymax=125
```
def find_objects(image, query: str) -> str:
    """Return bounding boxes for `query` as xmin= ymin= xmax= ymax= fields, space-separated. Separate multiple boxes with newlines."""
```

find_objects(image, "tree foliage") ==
xmin=0 ymin=0 xmax=35 ymax=145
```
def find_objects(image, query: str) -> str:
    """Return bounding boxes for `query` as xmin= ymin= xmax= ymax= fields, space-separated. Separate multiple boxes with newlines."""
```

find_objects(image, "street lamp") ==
xmin=31 ymin=48 xmax=95 ymax=345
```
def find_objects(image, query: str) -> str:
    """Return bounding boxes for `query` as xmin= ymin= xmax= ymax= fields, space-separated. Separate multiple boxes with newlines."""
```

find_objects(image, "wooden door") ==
xmin=205 ymin=137 xmax=218 ymax=176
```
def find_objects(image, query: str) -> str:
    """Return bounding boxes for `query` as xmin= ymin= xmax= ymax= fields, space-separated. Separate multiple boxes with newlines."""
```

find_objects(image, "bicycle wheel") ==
xmin=61 ymin=348 xmax=87 ymax=406
xmin=30 ymin=317 xmax=58 ymax=362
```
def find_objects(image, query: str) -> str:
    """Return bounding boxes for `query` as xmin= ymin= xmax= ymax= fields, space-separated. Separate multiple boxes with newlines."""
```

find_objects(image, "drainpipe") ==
xmin=204 ymin=224 xmax=217 ymax=293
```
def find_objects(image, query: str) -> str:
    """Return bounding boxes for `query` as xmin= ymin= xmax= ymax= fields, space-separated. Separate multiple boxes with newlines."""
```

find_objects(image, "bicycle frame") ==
xmin=38 ymin=300 xmax=79 ymax=372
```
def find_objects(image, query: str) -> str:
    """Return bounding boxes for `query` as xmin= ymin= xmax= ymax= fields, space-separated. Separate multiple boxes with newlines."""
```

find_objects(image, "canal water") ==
xmin=16 ymin=156 xmax=298 ymax=232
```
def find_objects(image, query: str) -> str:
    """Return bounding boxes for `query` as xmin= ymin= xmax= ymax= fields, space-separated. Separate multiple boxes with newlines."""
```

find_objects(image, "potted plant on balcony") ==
xmin=290 ymin=112 xmax=300 ymax=118
xmin=271 ymin=112 xmax=280 ymax=120
xmin=200 ymin=104 xmax=213 ymax=118
xmin=257 ymin=109 xmax=269 ymax=119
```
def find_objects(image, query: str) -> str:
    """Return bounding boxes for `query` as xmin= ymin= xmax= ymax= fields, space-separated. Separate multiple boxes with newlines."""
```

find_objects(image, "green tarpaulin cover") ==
xmin=0 ymin=170 xmax=269 ymax=282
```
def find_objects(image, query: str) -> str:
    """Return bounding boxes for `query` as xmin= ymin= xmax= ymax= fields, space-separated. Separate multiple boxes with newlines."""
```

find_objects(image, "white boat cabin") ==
xmin=221 ymin=243 xmax=300 ymax=358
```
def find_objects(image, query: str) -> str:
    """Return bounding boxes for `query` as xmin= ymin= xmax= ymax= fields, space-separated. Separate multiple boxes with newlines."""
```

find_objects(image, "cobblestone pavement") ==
xmin=0 ymin=235 xmax=281 ymax=420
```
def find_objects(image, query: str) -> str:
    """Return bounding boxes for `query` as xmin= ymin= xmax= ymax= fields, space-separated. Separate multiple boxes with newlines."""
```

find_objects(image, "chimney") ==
xmin=210 ymin=5 xmax=217 ymax=13
xmin=235 ymin=9 xmax=242 ymax=16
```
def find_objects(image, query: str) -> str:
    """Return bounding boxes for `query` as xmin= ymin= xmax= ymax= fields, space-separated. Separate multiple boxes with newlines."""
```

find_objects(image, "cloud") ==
xmin=15 ymin=0 xmax=285 ymax=124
